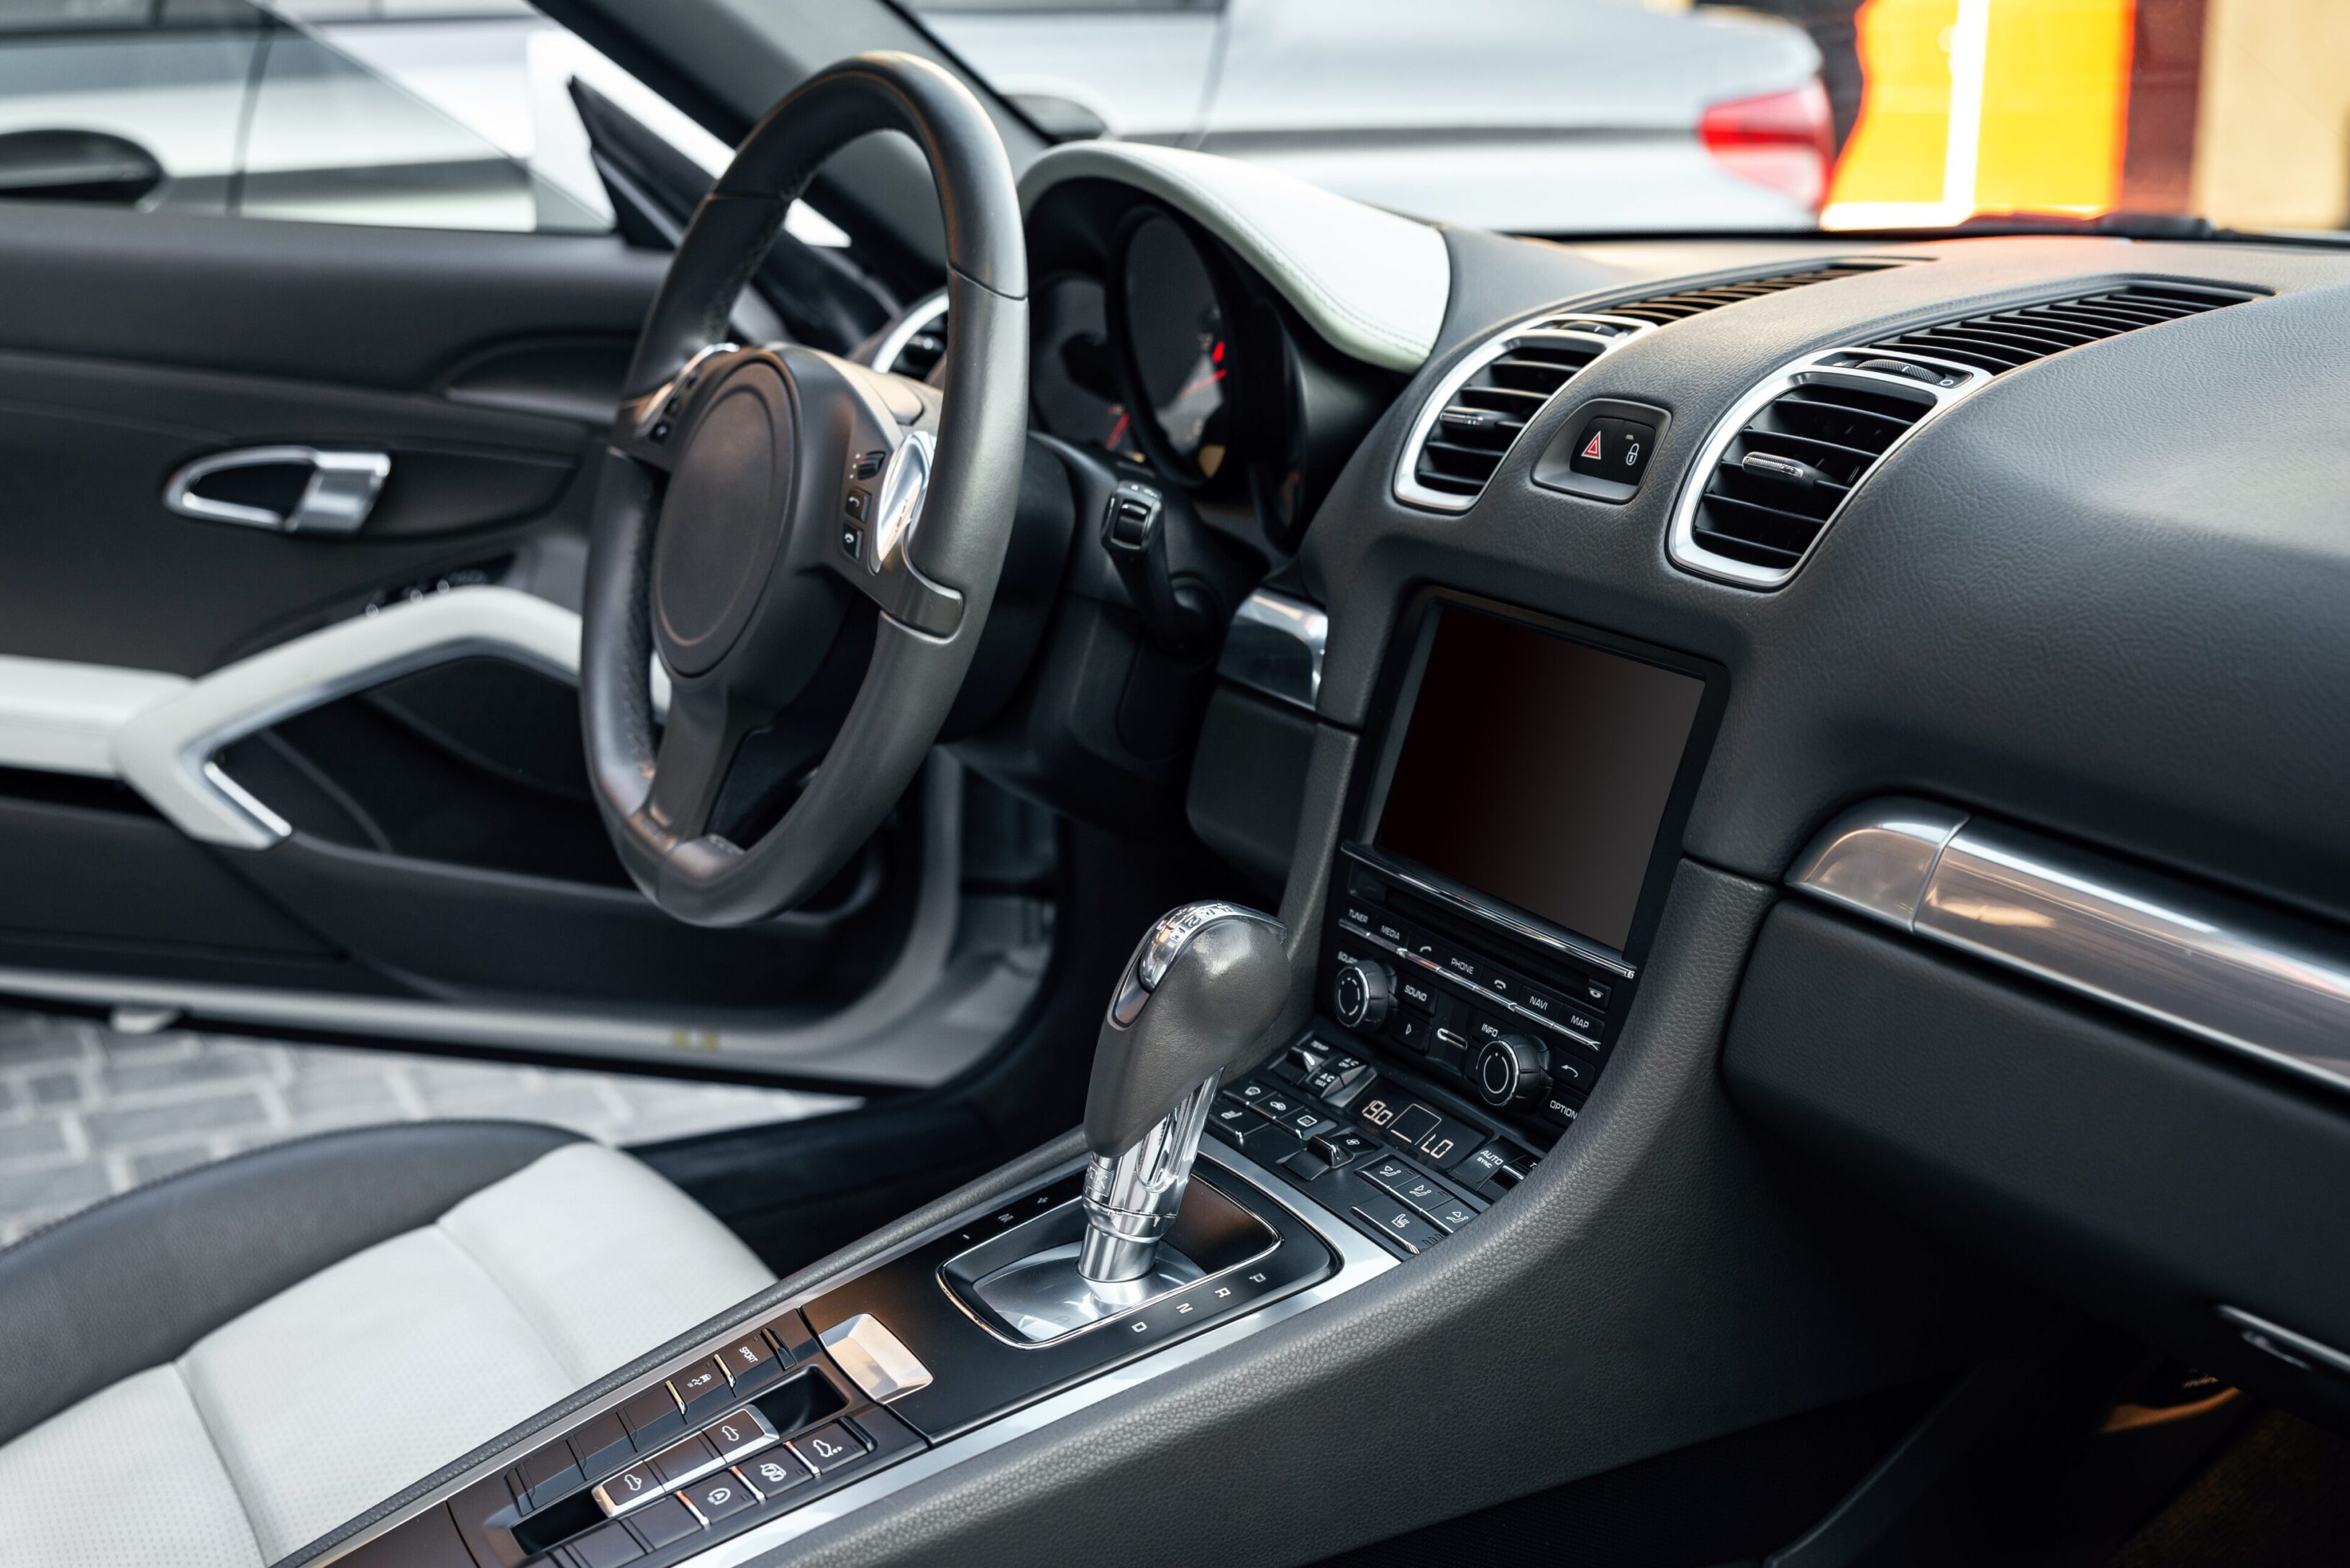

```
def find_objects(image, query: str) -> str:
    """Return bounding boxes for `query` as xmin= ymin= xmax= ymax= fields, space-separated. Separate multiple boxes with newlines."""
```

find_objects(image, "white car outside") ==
xmin=914 ymin=0 xmax=1828 ymax=232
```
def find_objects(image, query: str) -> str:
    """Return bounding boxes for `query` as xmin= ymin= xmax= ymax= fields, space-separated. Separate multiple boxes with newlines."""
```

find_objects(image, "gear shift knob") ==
xmin=1079 ymin=902 xmax=1289 ymax=1283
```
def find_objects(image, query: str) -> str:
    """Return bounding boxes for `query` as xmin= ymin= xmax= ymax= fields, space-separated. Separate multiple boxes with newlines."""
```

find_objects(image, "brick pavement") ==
xmin=0 ymin=1008 xmax=851 ymax=1245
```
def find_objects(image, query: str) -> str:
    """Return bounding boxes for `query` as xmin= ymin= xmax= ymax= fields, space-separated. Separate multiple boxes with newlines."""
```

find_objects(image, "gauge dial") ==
xmin=1119 ymin=212 xmax=1234 ymax=479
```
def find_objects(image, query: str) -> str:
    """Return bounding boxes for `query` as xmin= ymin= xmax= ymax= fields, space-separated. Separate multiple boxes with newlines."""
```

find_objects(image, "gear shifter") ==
xmin=1078 ymin=902 xmax=1290 ymax=1282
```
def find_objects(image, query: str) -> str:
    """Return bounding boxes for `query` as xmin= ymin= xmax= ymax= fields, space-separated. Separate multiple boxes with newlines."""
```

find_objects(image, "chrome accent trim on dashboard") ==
xmin=1217 ymin=588 xmax=1329 ymax=711
xmin=2219 ymin=1305 xmax=2350 ymax=1381
xmin=1790 ymin=801 xmax=2350 ymax=1099
xmin=1391 ymin=314 xmax=1655 ymax=513
xmin=311 ymin=1139 xmax=1393 ymax=1568
xmin=1666 ymin=349 xmax=1993 ymax=589
xmin=1343 ymin=843 xmax=1636 ymax=980
xmin=867 ymin=289 xmax=949 ymax=375
xmin=1784 ymin=798 xmax=1969 ymax=926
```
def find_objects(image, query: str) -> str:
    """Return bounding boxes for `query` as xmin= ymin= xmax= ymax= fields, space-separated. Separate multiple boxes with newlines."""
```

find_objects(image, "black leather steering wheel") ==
xmin=581 ymin=53 xmax=1027 ymax=926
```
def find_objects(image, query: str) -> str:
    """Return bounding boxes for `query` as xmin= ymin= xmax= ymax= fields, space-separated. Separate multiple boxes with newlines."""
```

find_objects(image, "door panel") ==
xmin=0 ymin=205 xmax=1050 ymax=1084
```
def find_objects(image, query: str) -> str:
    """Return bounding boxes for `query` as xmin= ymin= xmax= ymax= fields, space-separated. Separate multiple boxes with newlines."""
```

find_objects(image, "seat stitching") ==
xmin=169 ymin=1356 xmax=273 ymax=1568
xmin=434 ymin=1208 xmax=596 ymax=1388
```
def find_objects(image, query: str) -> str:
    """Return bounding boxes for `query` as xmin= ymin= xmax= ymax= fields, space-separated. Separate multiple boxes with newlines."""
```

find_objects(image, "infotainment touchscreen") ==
xmin=1371 ymin=606 xmax=1708 ymax=954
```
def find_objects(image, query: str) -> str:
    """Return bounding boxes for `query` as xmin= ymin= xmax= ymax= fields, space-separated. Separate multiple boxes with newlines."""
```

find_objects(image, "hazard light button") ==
xmin=1567 ymin=417 xmax=1657 ymax=486
xmin=1568 ymin=417 xmax=1621 ymax=478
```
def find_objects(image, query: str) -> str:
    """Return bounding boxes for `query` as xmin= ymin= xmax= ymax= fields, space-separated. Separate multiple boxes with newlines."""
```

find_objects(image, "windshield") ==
xmin=908 ymin=0 xmax=2349 ymax=240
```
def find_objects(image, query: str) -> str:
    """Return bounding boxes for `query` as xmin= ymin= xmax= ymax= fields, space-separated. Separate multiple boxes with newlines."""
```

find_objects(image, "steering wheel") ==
xmin=580 ymin=53 xmax=1027 ymax=927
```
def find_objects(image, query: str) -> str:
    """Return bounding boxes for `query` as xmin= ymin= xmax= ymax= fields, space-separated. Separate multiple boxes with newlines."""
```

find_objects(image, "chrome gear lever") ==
xmin=1078 ymin=902 xmax=1290 ymax=1283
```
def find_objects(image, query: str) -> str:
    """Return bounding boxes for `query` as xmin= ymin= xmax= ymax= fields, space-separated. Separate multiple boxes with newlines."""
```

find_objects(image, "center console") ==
xmin=322 ymin=589 xmax=1720 ymax=1568
xmin=1206 ymin=592 xmax=1724 ymax=1260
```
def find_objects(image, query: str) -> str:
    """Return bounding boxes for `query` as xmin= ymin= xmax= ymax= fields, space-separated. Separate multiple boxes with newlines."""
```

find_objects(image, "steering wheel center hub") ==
xmin=651 ymin=360 xmax=798 ymax=678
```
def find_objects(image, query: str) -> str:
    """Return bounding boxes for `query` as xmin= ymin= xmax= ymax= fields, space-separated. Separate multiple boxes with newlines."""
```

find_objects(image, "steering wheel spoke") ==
xmin=820 ymin=516 xmax=965 ymax=637
xmin=642 ymin=686 xmax=750 ymax=845
xmin=611 ymin=342 xmax=747 ymax=472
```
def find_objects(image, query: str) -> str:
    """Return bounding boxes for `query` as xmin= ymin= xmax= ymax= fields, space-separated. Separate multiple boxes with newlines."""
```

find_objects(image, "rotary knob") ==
xmin=1473 ymin=1034 xmax=1550 ymax=1109
xmin=1331 ymin=960 xmax=1393 ymax=1031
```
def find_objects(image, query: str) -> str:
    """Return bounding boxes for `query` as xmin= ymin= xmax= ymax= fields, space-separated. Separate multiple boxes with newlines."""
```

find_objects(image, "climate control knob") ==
xmin=1331 ymin=960 xmax=1393 ymax=1031
xmin=1473 ymin=1034 xmax=1550 ymax=1109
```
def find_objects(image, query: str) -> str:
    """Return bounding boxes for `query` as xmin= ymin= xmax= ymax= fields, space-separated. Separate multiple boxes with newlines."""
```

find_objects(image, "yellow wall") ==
xmin=1824 ymin=0 xmax=2133 ymax=226
xmin=2195 ymin=0 xmax=2350 ymax=230
xmin=1974 ymin=0 xmax=2132 ymax=215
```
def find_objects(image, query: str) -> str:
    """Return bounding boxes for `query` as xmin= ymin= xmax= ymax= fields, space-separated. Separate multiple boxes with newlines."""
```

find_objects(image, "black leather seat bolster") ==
xmin=0 ymin=1118 xmax=580 ymax=1446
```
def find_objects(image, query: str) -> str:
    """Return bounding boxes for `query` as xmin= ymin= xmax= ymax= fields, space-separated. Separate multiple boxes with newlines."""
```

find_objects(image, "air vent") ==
xmin=1862 ymin=282 xmax=2256 ymax=375
xmin=1408 ymin=334 xmax=1608 ymax=501
xmin=1597 ymin=262 xmax=1895 ymax=325
xmin=1671 ymin=278 xmax=2264 ymax=588
xmin=1395 ymin=259 xmax=1908 ymax=511
xmin=1686 ymin=378 xmax=1933 ymax=576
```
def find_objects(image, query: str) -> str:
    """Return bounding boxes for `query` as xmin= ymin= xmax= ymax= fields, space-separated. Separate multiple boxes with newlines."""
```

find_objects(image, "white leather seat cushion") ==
xmin=0 ymin=1141 xmax=773 ymax=1567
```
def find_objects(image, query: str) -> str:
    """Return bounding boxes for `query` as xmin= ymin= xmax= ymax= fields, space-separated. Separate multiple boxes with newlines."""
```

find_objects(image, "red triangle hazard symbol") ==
xmin=1580 ymin=431 xmax=1604 ymax=460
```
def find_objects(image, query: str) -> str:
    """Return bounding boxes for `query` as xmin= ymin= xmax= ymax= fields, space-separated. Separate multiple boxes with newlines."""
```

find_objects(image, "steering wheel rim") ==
xmin=580 ymin=53 xmax=1028 ymax=928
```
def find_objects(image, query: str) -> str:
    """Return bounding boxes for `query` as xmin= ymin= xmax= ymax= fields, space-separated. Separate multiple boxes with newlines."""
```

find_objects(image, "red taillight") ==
xmin=1700 ymin=80 xmax=1834 ymax=213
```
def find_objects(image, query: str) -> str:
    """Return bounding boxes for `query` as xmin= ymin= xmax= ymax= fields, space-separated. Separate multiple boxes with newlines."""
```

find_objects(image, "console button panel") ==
xmin=1324 ymin=849 xmax=1637 ymax=1147
xmin=1208 ymin=1039 xmax=1540 ymax=1261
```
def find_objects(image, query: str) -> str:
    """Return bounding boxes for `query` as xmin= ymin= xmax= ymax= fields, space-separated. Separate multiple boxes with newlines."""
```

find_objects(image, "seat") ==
xmin=0 ymin=1119 xmax=775 ymax=1568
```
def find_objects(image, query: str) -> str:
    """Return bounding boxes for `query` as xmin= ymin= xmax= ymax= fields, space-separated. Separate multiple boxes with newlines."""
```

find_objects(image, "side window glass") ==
xmin=0 ymin=0 xmax=609 ymax=232
xmin=0 ymin=0 xmax=262 ymax=215
xmin=243 ymin=3 xmax=604 ymax=230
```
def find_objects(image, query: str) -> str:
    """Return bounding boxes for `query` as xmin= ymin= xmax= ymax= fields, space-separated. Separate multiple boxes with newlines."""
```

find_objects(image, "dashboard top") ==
xmin=1018 ymin=152 xmax=2350 ymax=942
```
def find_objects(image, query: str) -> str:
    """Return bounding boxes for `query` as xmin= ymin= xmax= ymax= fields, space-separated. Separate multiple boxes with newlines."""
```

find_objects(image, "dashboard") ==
xmin=973 ymin=140 xmax=2350 ymax=1455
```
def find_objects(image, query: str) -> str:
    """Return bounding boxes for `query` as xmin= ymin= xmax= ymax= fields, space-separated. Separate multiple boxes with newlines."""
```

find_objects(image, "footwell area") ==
xmin=0 ymin=1008 xmax=855 ymax=1244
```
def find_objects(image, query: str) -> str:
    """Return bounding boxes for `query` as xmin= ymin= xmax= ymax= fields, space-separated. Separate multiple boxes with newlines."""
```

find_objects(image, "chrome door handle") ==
xmin=164 ymin=446 xmax=391 ymax=534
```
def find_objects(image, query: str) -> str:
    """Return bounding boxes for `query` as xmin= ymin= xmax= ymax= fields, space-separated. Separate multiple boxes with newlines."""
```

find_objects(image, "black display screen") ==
xmin=1372 ymin=608 xmax=1707 ymax=953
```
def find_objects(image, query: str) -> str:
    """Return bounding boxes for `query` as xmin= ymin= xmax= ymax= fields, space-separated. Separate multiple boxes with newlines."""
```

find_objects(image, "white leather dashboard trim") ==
xmin=1021 ymin=141 xmax=1450 ymax=372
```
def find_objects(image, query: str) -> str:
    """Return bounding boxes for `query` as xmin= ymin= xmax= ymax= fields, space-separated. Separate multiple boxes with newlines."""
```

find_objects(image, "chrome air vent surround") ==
xmin=1393 ymin=313 xmax=1655 ymax=511
xmin=1394 ymin=260 xmax=1912 ymax=514
xmin=1667 ymin=350 xmax=1993 ymax=589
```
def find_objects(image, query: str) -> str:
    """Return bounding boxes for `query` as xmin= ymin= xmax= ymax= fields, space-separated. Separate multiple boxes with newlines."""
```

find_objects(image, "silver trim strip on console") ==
xmin=1391 ymin=313 xmax=1656 ymax=513
xmin=1666 ymin=349 xmax=1993 ymax=590
xmin=1216 ymin=588 xmax=1329 ymax=712
xmin=819 ymin=1314 xmax=935 ymax=1402
xmin=1790 ymin=800 xmax=2350 ymax=1099
xmin=2219 ymin=1305 xmax=2350 ymax=1381
xmin=314 ymin=1138 xmax=1394 ymax=1568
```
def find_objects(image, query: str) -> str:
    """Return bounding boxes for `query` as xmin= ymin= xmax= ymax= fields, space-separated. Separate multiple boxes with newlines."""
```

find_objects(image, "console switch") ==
xmin=1349 ymin=1196 xmax=1442 ymax=1254
xmin=789 ymin=1422 xmax=868 ymax=1474
xmin=680 ymin=1470 xmax=757 ymax=1525
xmin=711 ymin=1332 xmax=785 ymax=1395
